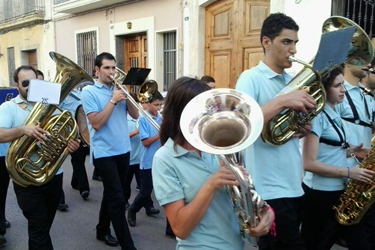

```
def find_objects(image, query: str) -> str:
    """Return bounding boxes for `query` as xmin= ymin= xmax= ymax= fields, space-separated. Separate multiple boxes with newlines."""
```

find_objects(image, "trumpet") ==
xmin=111 ymin=68 xmax=160 ymax=131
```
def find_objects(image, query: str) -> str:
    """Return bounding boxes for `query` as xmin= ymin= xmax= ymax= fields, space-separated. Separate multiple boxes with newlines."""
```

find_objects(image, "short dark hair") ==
xmin=36 ymin=70 xmax=44 ymax=79
xmin=149 ymin=91 xmax=164 ymax=103
xmin=95 ymin=52 xmax=116 ymax=68
xmin=13 ymin=65 xmax=37 ymax=84
xmin=201 ymin=75 xmax=215 ymax=83
xmin=322 ymin=66 xmax=344 ymax=92
xmin=159 ymin=77 xmax=210 ymax=147
xmin=261 ymin=13 xmax=299 ymax=45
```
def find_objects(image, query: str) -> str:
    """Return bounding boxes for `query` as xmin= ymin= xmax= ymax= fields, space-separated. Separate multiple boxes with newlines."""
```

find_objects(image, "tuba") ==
xmin=262 ymin=16 xmax=374 ymax=146
xmin=180 ymin=88 xmax=266 ymax=246
xmin=334 ymin=137 xmax=375 ymax=225
xmin=6 ymin=52 xmax=93 ymax=187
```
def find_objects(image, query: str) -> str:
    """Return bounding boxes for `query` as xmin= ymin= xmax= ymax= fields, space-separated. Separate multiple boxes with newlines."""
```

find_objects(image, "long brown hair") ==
xmin=160 ymin=77 xmax=210 ymax=148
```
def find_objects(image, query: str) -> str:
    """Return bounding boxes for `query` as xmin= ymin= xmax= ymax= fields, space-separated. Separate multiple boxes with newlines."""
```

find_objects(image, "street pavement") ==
xmin=3 ymin=155 xmax=345 ymax=250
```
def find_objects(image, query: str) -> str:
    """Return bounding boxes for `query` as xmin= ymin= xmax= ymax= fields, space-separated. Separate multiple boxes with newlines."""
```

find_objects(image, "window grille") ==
xmin=76 ymin=30 xmax=97 ymax=77
xmin=332 ymin=0 xmax=375 ymax=38
xmin=163 ymin=32 xmax=177 ymax=91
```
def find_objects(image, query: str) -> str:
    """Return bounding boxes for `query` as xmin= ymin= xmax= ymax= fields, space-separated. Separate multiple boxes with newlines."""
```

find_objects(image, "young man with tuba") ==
xmin=81 ymin=52 xmax=138 ymax=250
xmin=236 ymin=13 xmax=316 ymax=250
xmin=0 ymin=65 xmax=80 ymax=250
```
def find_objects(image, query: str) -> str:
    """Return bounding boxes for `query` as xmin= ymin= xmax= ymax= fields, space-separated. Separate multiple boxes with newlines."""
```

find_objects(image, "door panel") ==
xmin=124 ymin=33 xmax=147 ymax=92
xmin=124 ymin=33 xmax=147 ymax=71
xmin=211 ymin=51 xmax=231 ymax=88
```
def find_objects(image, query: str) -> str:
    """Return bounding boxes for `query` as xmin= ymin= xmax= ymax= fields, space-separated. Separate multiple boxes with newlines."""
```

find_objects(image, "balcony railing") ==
xmin=54 ymin=0 xmax=70 ymax=4
xmin=0 ymin=0 xmax=45 ymax=24
xmin=53 ymin=0 xmax=143 ymax=14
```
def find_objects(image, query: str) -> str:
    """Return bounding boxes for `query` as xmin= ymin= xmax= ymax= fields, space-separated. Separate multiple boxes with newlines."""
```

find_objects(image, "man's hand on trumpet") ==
xmin=111 ymin=86 xmax=127 ymax=104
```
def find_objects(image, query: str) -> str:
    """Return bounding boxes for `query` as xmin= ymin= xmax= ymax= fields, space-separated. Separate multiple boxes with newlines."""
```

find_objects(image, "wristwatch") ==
xmin=109 ymin=99 xmax=117 ymax=105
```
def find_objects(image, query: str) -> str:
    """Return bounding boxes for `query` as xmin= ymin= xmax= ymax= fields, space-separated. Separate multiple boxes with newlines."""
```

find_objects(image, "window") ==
xmin=163 ymin=32 xmax=177 ymax=91
xmin=7 ymin=47 xmax=15 ymax=85
xmin=332 ymin=0 xmax=375 ymax=38
xmin=76 ymin=30 xmax=97 ymax=76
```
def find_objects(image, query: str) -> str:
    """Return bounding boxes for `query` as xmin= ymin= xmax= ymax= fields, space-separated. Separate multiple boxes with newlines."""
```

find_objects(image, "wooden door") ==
xmin=205 ymin=0 xmax=269 ymax=89
xmin=124 ymin=33 xmax=147 ymax=71
xmin=124 ymin=33 xmax=147 ymax=92
xmin=28 ymin=50 xmax=38 ymax=69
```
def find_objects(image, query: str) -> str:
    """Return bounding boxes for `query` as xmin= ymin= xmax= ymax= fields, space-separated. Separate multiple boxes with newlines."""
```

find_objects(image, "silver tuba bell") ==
xmin=180 ymin=88 xmax=266 ymax=246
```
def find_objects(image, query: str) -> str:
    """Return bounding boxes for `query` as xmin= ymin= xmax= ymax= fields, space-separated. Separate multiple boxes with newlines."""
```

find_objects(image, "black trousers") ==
xmin=124 ymin=163 xmax=140 ymax=202
xmin=70 ymin=143 xmax=90 ymax=193
xmin=259 ymin=196 xmax=306 ymax=250
xmin=0 ymin=157 xmax=9 ymax=236
xmin=59 ymin=173 xmax=66 ymax=205
xmin=93 ymin=153 xmax=136 ymax=250
xmin=301 ymin=183 xmax=369 ymax=250
xmin=13 ymin=173 xmax=62 ymax=250
xmin=363 ymin=203 xmax=375 ymax=249
xmin=129 ymin=169 xmax=154 ymax=213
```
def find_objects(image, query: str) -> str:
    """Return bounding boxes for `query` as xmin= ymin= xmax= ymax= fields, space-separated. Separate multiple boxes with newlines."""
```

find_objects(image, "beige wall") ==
xmin=0 ymin=23 xmax=55 ymax=86
xmin=54 ymin=0 xmax=183 ymax=88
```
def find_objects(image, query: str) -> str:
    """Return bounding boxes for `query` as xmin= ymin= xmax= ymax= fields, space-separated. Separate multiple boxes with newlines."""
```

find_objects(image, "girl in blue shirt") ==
xmin=301 ymin=66 xmax=375 ymax=250
xmin=152 ymin=77 xmax=274 ymax=250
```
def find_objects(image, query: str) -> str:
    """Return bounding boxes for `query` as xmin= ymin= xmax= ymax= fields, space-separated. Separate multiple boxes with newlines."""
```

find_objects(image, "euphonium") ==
xmin=180 ymin=88 xmax=266 ymax=246
xmin=6 ymin=52 xmax=93 ymax=187
xmin=262 ymin=16 xmax=374 ymax=146
xmin=334 ymin=137 xmax=375 ymax=225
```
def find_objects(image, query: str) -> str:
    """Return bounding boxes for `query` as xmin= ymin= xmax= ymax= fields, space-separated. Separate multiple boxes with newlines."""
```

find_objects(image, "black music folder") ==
xmin=123 ymin=67 xmax=151 ymax=86
xmin=313 ymin=26 xmax=356 ymax=71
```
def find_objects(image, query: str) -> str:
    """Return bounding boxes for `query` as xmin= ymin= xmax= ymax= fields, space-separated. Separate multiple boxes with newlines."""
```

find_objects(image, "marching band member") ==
xmin=0 ymin=65 xmax=80 ymax=250
xmin=336 ymin=62 xmax=375 ymax=249
xmin=81 ymin=52 xmax=138 ymax=250
xmin=0 ymin=136 xmax=9 ymax=247
xmin=236 ymin=13 xmax=315 ymax=250
xmin=60 ymin=87 xmax=90 ymax=200
xmin=128 ymin=90 xmax=164 ymax=227
xmin=152 ymin=77 xmax=274 ymax=249
xmin=301 ymin=66 xmax=373 ymax=250
xmin=125 ymin=107 xmax=142 ymax=209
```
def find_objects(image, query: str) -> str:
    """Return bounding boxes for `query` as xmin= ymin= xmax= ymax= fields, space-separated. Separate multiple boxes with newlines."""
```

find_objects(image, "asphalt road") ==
xmin=2 ymin=155 xmax=345 ymax=250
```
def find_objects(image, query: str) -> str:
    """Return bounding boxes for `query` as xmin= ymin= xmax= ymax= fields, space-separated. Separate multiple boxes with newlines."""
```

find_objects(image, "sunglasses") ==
xmin=21 ymin=80 xmax=30 ymax=87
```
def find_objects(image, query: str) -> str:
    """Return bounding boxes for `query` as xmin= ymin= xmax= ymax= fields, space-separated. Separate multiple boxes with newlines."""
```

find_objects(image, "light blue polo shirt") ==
xmin=0 ymin=95 xmax=63 ymax=174
xmin=81 ymin=81 xmax=131 ymax=159
xmin=0 ymin=143 xmax=8 ymax=157
xmin=236 ymin=61 xmax=304 ymax=200
xmin=152 ymin=138 xmax=244 ymax=250
xmin=60 ymin=90 xmax=81 ymax=117
xmin=303 ymin=104 xmax=348 ymax=191
xmin=127 ymin=114 xmax=141 ymax=165
xmin=335 ymin=80 xmax=374 ymax=167
xmin=139 ymin=110 xmax=162 ymax=170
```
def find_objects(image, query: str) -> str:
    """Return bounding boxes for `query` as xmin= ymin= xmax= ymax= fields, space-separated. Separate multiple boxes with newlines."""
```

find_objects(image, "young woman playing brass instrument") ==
xmin=301 ymin=66 xmax=375 ymax=250
xmin=152 ymin=77 xmax=274 ymax=249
